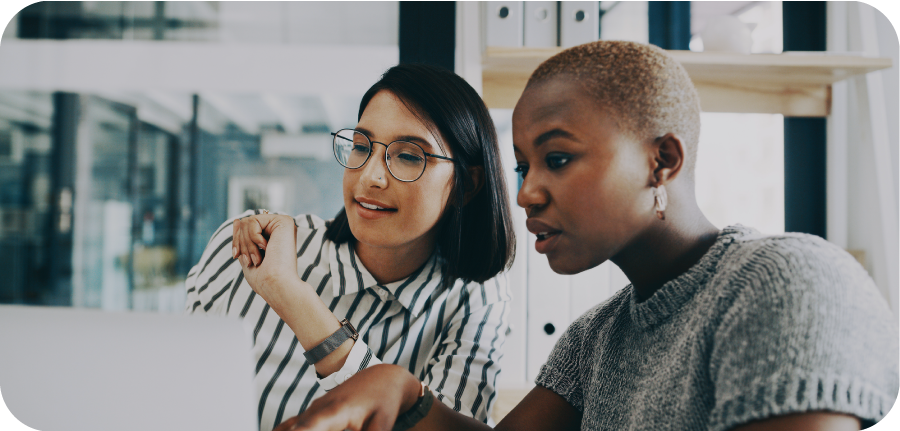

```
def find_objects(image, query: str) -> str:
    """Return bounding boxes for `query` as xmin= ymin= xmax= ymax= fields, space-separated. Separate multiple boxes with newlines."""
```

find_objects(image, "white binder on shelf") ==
xmin=524 ymin=1 xmax=558 ymax=47
xmin=560 ymin=1 xmax=600 ymax=48
xmin=486 ymin=1 xmax=524 ymax=47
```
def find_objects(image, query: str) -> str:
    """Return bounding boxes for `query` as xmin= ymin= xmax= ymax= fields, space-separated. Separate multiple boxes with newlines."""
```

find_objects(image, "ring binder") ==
xmin=524 ymin=1 xmax=558 ymax=47
xmin=560 ymin=1 xmax=600 ymax=48
xmin=486 ymin=1 xmax=524 ymax=47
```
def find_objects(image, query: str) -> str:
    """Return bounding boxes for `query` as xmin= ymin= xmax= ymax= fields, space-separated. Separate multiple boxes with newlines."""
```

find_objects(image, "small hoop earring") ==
xmin=651 ymin=185 xmax=668 ymax=220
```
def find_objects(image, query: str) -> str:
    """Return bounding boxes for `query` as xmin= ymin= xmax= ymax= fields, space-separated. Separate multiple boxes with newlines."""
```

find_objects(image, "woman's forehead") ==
xmin=513 ymin=94 xmax=623 ymax=153
xmin=359 ymin=90 xmax=449 ymax=155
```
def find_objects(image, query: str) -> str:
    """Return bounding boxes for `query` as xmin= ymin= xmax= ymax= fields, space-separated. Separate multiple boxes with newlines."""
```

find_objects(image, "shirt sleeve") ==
xmin=183 ymin=262 xmax=204 ymax=314
xmin=422 ymin=277 xmax=511 ymax=422
xmin=316 ymin=339 xmax=383 ymax=391
xmin=184 ymin=210 xmax=254 ymax=315
xmin=707 ymin=237 xmax=899 ymax=431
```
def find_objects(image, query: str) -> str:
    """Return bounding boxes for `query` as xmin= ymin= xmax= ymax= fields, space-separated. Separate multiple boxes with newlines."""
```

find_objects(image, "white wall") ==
xmin=0 ymin=6 xmax=19 ymax=41
xmin=875 ymin=6 xmax=900 ymax=264
xmin=828 ymin=1 xmax=899 ymax=312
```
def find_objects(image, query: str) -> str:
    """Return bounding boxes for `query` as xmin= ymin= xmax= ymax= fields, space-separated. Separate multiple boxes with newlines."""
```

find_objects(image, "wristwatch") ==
xmin=303 ymin=319 xmax=359 ymax=364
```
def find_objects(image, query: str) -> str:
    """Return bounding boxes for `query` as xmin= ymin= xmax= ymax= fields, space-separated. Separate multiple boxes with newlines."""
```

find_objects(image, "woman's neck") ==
xmin=611 ymin=191 xmax=720 ymax=303
xmin=353 ymin=235 xmax=437 ymax=285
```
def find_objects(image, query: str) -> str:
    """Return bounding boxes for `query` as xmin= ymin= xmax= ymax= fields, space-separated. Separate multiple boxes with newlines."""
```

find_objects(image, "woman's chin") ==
xmin=547 ymin=253 xmax=607 ymax=276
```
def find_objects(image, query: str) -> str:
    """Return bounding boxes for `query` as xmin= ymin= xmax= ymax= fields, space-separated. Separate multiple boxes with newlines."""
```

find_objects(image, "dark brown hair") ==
xmin=325 ymin=64 xmax=516 ymax=287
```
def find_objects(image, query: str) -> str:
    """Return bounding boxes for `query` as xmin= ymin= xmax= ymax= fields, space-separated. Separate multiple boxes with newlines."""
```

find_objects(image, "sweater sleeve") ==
xmin=707 ymin=236 xmax=899 ymax=431
xmin=534 ymin=308 xmax=593 ymax=412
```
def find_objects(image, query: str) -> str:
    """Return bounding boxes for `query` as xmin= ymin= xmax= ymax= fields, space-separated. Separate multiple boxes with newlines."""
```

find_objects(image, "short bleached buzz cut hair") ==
xmin=527 ymin=40 xmax=702 ymax=179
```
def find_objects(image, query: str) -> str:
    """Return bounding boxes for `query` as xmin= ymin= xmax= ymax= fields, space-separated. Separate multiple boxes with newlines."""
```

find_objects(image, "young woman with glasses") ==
xmin=184 ymin=64 xmax=515 ymax=431
xmin=272 ymin=41 xmax=898 ymax=431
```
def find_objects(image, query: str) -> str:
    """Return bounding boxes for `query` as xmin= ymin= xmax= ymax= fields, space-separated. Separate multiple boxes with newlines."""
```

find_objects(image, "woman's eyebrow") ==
xmin=354 ymin=127 xmax=437 ymax=152
xmin=534 ymin=129 xmax=576 ymax=147
xmin=396 ymin=135 xmax=436 ymax=151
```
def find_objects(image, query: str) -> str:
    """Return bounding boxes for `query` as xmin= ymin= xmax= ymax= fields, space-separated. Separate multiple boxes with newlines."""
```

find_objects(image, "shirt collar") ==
xmin=328 ymin=241 xmax=444 ymax=317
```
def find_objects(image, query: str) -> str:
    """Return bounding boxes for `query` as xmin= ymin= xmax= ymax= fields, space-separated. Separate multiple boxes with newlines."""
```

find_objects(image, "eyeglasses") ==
xmin=332 ymin=129 xmax=457 ymax=182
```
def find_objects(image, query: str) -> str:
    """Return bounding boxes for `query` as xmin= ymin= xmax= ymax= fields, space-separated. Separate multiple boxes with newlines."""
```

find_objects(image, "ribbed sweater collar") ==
xmin=629 ymin=225 xmax=752 ymax=330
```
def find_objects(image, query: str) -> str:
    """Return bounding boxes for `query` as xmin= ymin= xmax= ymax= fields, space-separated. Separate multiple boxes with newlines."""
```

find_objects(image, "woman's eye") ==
xmin=352 ymin=144 xmax=370 ymax=153
xmin=546 ymin=154 xmax=572 ymax=169
xmin=396 ymin=152 xmax=424 ymax=164
xmin=513 ymin=164 xmax=529 ymax=178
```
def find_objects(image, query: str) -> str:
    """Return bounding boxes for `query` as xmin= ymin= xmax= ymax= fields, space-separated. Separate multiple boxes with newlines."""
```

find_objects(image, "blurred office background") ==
xmin=0 ymin=1 xmax=400 ymax=311
xmin=0 ymin=1 xmax=897 ymax=394
xmin=0 ymin=0 xmax=786 ymax=310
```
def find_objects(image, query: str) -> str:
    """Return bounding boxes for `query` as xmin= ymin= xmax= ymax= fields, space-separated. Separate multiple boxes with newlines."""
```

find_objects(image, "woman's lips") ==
xmin=354 ymin=199 xmax=397 ymax=220
xmin=526 ymin=218 xmax=562 ymax=254
xmin=534 ymin=231 xmax=561 ymax=254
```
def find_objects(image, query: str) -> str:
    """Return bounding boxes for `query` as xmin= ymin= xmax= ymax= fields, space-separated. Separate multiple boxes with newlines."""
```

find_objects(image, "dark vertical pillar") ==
xmin=186 ymin=94 xmax=200 ymax=265
xmin=153 ymin=1 xmax=166 ymax=41
xmin=399 ymin=2 xmax=456 ymax=71
xmin=47 ymin=92 xmax=79 ymax=305
xmin=125 ymin=108 xmax=139 ymax=309
xmin=166 ymin=133 xmax=180 ymax=247
xmin=783 ymin=2 xmax=826 ymax=238
xmin=16 ymin=1 xmax=84 ymax=39
xmin=648 ymin=1 xmax=691 ymax=50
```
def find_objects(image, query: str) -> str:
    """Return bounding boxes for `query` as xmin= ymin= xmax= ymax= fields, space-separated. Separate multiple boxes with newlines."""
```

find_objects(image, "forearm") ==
xmin=411 ymin=398 xmax=493 ymax=431
xmin=387 ymin=365 xmax=494 ymax=431
xmin=268 ymin=277 xmax=353 ymax=377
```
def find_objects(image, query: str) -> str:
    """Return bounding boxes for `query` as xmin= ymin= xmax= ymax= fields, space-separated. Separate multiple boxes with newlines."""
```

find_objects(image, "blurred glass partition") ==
xmin=0 ymin=2 xmax=399 ymax=311
xmin=130 ymin=123 xmax=183 ymax=312
xmin=14 ymin=1 xmax=219 ymax=41
xmin=0 ymin=92 xmax=54 ymax=304
xmin=70 ymin=97 xmax=136 ymax=310
xmin=11 ymin=1 xmax=398 ymax=45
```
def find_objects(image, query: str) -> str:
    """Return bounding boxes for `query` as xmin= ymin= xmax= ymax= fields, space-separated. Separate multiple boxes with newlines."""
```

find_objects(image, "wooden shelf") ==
xmin=482 ymin=47 xmax=893 ymax=116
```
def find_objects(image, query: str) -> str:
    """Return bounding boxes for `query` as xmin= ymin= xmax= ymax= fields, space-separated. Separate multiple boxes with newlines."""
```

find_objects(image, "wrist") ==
xmin=266 ymin=276 xmax=311 ymax=318
xmin=398 ymin=366 xmax=425 ymax=413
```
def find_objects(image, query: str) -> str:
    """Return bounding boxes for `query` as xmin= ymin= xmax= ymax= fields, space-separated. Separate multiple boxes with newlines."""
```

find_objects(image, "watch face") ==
xmin=341 ymin=318 xmax=359 ymax=339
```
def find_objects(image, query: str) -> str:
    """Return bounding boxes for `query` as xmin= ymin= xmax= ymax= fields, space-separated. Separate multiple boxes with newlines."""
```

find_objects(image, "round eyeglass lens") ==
xmin=386 ymin=141 xmax=426 ymax=181
xmin=334 ymin=129 xmax=370 ymax=169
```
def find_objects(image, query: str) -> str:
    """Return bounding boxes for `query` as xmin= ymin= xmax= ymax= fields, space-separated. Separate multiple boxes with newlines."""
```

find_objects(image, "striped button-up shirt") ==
xmin=185 ymin=213 xmax=510 ymax=431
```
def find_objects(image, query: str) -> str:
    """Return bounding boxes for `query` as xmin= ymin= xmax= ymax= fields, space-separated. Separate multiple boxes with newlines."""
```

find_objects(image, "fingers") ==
xmin=363 ymin=410 xmax=395 ymax=431
xmin=232 ymin=218 xmax=243 ymax=263
xmin=233 ymin=216 xmax=270 ymax=267
xmin=289 ymin=410 xmax=353 ymax=431
xmin=241 ymin=221 xmax=258 ymax=266
xmin=248 ymin=217 xmax=267 ymax=266
xmin=272 ymin=416 xmax=299 ymax=431
xmin=233 ymin=214 xmax=297 ymax=268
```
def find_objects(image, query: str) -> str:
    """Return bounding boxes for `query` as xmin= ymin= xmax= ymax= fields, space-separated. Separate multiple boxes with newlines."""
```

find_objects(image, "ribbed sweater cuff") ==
xmin=709 ymin=370 xmax=894 ymax=431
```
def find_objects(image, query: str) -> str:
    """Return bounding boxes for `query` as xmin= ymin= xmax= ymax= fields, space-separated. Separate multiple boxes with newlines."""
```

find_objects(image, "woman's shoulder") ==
xmin=446 ymin=272 xmax=513 ymax=310
xmin=717 ymin=226 xmax=871 ymax=290
xmin=710 ymin=226 xmax=887 ymax=321
xmin=292 ymin=213 xmax=330 ymax=233
xmin=548 ymin=287 xmax=631 ymax=349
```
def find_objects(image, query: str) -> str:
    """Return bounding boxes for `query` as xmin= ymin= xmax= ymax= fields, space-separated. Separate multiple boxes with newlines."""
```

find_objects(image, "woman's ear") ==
xmin=463 ymin=166 xmax=485 ymax=206
xmin=652 ymin=133 xmax=685 ymax=185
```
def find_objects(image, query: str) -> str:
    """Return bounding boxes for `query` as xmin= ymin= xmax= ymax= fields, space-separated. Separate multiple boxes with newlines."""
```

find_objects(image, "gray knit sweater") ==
xmin=535 ymin=225 xmax=898 ymax=430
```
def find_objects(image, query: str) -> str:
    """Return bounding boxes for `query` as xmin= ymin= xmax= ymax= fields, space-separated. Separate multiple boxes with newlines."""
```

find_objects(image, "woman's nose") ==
xmin=360 ymin=145 xmax=390 ymax=186
xmin=517 ymin=173 xmax=547 ymax=211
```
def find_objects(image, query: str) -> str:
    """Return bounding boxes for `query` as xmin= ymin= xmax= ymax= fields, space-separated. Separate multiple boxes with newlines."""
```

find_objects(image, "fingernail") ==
xmin=258 ymin=242 xmax=266 ymax=250
xmin=251 ymin=255 xmax=259 ymax=266
xmin=240 ymin=255 xmax=248 ymax=266
xmin=232 ymin=247 xmax=237 ymax=258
